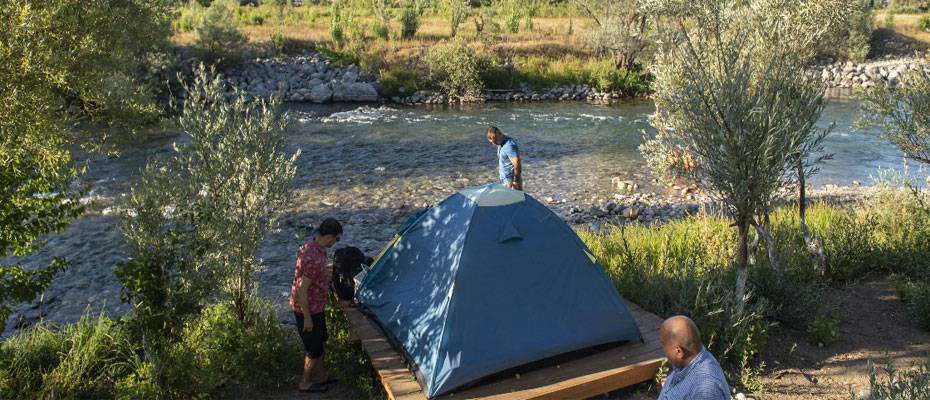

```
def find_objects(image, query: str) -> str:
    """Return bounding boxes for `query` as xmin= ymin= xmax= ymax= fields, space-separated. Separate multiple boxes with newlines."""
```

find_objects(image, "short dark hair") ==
xmin=487 ymin=125 xmax=502 ymax=136
xmin=318 ymin=218 xmax=343 ymax=237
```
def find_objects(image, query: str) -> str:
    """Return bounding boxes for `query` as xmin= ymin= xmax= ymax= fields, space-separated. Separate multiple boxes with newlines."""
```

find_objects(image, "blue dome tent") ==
xmin=356 ymin=183 xmax=642 ymax=398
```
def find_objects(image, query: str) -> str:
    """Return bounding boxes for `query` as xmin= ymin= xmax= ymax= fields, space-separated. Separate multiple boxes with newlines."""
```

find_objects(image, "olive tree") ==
xmin=118 ymin=66 xmax=299 ymax=331
xmin=861 ymin=65 xmax=930 ymax=167
xmin=640 ymin=0 xmax=846 ymax=310
xmin=578 ymin=0 xmax=653 ymax=70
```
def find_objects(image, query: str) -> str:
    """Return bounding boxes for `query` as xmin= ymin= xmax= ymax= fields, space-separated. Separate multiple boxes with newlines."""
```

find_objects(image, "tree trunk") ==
xmin=754 ymin=212 xmax=782 ymax=272
xmin=735 ymin=220 xmax=750 ymax=316
xmin=799 ymin=160 xmax=828 ymax=275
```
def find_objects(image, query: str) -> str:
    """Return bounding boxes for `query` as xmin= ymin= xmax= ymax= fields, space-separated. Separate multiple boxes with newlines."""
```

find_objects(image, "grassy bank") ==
xmin=4 ymin=185 xmax=929 ymax=398
xmin=580 ymin=184 xmax=930 ymax=389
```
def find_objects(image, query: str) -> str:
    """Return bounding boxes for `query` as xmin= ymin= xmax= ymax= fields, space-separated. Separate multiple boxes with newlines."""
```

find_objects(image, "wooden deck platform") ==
xmin=338 ymin=300 xmax=666 ymax=400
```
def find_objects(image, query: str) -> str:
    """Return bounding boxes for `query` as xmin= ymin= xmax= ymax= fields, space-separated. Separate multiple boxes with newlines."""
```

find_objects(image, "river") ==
xmin=2 ymin=99 xmax=924 ymax=335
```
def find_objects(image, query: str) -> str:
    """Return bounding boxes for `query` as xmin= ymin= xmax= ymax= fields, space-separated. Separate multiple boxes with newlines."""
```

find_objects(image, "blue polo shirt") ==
xmin=659 ymin=347 xmax=731 ymax=400
xmin=497 ymin=136 xmax=520 ymax=183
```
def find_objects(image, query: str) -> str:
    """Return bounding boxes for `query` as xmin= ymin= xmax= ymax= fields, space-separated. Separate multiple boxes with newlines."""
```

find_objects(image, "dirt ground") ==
xmin=757 ymin=278 xmax=930 ymax=400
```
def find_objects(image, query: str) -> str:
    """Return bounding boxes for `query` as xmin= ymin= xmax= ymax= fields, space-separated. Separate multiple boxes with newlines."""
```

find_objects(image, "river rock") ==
xmin=332 ymin=82 xmax=379 ymax=102
xmin=309 ymin=84 xmax=333 ymax=103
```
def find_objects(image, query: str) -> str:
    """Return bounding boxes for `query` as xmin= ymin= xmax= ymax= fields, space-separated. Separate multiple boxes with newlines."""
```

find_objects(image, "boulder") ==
xmin=332 ymin=82 xmax=379 ymax=102
xmin=309 ymin=83 xmax=333 ymax=103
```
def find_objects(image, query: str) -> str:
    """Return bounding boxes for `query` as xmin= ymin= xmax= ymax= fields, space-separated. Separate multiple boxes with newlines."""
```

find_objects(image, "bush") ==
xmin=580 ymin=219 xmax=769 ymax=386
xmin=0 ymin=324 xmax=68 ymax=399
xmin=371 ymin=21 xmax=390 ymax=40
xmin=807 ymin=314 xmax=839 ymax=346
xmin=399 ymin=6 xmax=420 ymax=39
xmin=0 ymin=314 xmax=140 ymax=399
xmin=424 ymin=39 xmax=485 ymax=100
xmin=177 ymin=0 xmax=206 ymax=32
xmin=866 ymin=358 xmax=930 ymax=399
xmin=194 ymin=0 xmax=248 ymax=63
xmin=271 ymin=31 xmax=287 ymax=57
xmin=161 ymin=299 xmax=303 ymax=397
xmin=920 ymin=14 xmax=930 ymax=32
xmin=379 ymin=68 xmax=425 ymax=96
xmin=897 ymin=277 xmax=930 ymax=330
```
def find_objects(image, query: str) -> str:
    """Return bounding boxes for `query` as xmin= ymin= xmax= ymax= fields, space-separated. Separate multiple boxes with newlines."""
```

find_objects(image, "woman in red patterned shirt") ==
xmin=290 ymin=218 xmax=342 ymax=393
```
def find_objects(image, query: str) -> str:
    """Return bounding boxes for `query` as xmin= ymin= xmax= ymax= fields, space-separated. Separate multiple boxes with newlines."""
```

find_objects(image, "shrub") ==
xmin=807 ymin=314 xmax=839 ymax=346
xmin=399 ymin=6 xmax=420 ymax=38
xmin=921 ymin=14 xmax=930 ymax=31
xmin=271 ymin=31 xmax=287 ymax=57
xmin=579 ymin=219 xmax=769 ymax=385
xmin=176 ymin=0 xmax=206 ymax=32
xmin=897 ymin=277 xmax=930 ymax=331
xmin=162 ymin=299 xmax=303 ymax=397
xmin=0 ymin=324 xmax=68 ymax=399
xmin=371 ymin=21 xmax=390 ymax=40
xmin=194 ymin=0 xmax=247 ymax=63
xmin=0 ymin=314 xmax=139 ymax=399
xmin=379 ymin=68 xmax=425 ymax=96
xmin=866 ymin=358 xmax=930 ymax=399
xmin=424 ymin=39 xmax=485 ymax=100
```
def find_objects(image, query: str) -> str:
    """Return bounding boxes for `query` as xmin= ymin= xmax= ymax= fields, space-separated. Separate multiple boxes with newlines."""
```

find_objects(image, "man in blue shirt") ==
xmin=658 ymin=316 xmax=731 ymax=400
xmin=486 ymin=126 xmax=523 ymax=190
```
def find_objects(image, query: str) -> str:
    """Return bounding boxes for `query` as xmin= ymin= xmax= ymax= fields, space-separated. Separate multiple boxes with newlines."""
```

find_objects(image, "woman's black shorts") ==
xmin=294 ymin=312 xmax=328 ymax=358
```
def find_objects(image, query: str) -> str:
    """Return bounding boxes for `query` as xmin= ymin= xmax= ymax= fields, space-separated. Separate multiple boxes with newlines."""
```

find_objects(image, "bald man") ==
xmin=658 ymin=316 xmax=731 ymax=400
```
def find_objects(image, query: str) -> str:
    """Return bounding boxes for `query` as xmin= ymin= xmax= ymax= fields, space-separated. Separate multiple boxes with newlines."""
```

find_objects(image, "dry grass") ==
xmin=171 ymin=4 xmax=597 ymax=64
xmin=874 ymin=11 xmax=930 ymax=49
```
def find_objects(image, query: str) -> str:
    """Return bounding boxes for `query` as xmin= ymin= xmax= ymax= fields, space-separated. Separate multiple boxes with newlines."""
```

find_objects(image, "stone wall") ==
xmin=814 ymin=57 xmax=929 ymax=89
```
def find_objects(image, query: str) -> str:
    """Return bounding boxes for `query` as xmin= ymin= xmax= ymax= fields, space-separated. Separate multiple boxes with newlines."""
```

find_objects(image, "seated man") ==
xmin=658 ymin=315 xmax=731 ymax=400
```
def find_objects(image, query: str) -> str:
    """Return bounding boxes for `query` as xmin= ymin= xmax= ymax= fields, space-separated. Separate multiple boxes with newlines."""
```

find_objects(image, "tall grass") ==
xmin=581 ymin=187 xmax=930 ymax=386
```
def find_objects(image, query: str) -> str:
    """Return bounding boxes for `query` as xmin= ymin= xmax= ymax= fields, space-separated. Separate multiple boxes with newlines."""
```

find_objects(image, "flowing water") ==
xmin=3 ymin=98 xmax=925 ymax=334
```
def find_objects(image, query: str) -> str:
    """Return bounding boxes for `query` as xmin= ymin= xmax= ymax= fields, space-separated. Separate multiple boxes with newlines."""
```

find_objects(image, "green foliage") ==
xmin=177 ymin=1 xmax=207 ymax=32
xmin=887 ymin=0 xmax=930 ymax=13
xmin=195 ymin=0 xmax=248 ymax=64
xmin=808 ymin=314 xmax=839 ymax=346
xmin=271 ymin=31 xmax=287 ymax=56
xmin=330 ymin=4 xmax=348 ymax=46
xmin=379 ymin=68 xmax=425 ymax=96
xmin=322 ymin=295 xmax=384 ymax=398
xmin=580 ymin=0 xmax=653 ymax=70
xmin=920 ymin=14 xmax=930 ymax=31
xmin=866 ymin=358 xmax=930 ymax=399
xmin=118 ymin=65 xmax=298 ymax=342
xmin=886 ymin=9 xmax=897 ymax=30
xmin=443 ymin=0 xmax=471 ymax=37
xmin=160 ymin=299 xmax=302 ymax=397
xmin=372 ymin=21 xmax=391 ymax=39
xmin=897 ymin=277 xmax=930 ymax=330
xmin=424 ymin=39 xmax=485 ymax=100
xmin=1 ymin=1 xmax=97 ymax=325
xmin=579 ymin=218 xmax=769 ymax=384
xmin=0 ymin=314 xmax=139 ymax=399
xmin=861 ymin=68 xmax=930 ymax=166
xmin=399 ymin=5 xmax=421 ymax=38
xmin=811 ymin=0 xmax=872 ymax=62
xmin=3 ymin=0 xmax=173 ymax=131
xmin=0 ymin=324 xmax=68 ymax=398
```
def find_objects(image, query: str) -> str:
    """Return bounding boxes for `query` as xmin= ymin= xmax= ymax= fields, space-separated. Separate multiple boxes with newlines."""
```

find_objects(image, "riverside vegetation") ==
xmin=3 ymin=0 xmax=930 ymax=398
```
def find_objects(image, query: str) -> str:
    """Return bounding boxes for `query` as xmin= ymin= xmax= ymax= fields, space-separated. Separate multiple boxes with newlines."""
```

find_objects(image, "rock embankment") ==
xmin=813 ymin=56 xmax=929 ymax=89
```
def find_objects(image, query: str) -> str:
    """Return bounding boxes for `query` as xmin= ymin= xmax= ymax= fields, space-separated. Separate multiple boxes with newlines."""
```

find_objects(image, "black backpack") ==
xmin=331 ymin=246 xmax=370 ymax=300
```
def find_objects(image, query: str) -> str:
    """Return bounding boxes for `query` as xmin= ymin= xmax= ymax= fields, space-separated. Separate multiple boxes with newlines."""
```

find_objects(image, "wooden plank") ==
xmin=339 ymin=299 xmax=667 ymax=400
xmin=339 ymin=301 xmax=429 ymax=400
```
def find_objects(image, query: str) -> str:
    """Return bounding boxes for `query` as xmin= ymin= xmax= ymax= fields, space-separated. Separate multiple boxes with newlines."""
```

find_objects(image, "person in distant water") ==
xmin=290 ymin=218 xmax=343 ymax=393
xmin=658 ymin=315 xmax=731 ymax=400
xmin=486 ymin=125 xmax=523 ymax=190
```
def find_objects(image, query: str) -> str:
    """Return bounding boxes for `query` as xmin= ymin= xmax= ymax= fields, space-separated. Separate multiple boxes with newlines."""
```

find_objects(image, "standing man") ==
xmin=658 ymin=315 xmax=731 ymax=400
xmin=290 ymin=218 xmax=343 ymax=393
xmin=486 ymin=125 xmax=523 ymax=190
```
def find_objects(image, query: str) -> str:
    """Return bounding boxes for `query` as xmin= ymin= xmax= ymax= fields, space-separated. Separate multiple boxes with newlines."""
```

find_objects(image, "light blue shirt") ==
xmin=497 ymin=136 xmax=520 ymax=183
xmin=659 ymin=347 xmax=731 ymax=400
